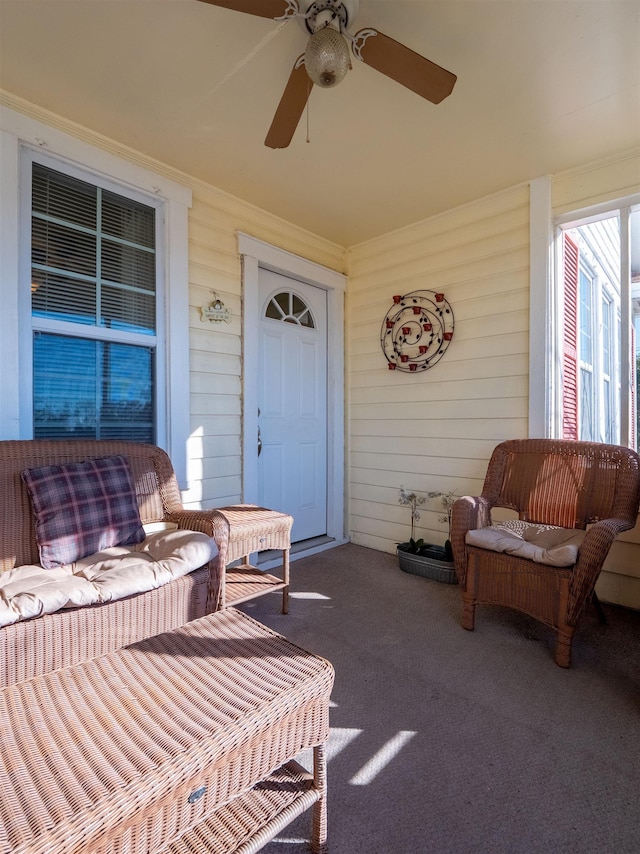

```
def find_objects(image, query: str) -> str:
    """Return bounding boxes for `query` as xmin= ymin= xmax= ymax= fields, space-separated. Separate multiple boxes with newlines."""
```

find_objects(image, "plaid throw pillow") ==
xmin=22 ymin=455 xmax=146 ymax=569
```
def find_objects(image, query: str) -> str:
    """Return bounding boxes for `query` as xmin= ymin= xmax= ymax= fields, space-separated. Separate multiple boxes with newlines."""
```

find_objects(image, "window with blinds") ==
xmin=31 ymin=163 xmax=156 ymax=441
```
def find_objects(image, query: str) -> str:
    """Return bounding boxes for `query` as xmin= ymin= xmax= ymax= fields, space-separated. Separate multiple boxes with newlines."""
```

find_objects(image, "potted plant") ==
xmin=397 ymin=486 xmax=458 ymax=584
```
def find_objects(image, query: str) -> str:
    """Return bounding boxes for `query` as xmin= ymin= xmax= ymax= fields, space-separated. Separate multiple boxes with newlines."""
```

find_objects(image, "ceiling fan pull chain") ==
xmin=306 ymin=80 xmax=311 ymax=143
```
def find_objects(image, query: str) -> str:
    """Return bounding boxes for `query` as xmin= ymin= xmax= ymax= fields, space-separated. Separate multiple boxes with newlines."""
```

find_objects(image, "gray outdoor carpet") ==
xmin=239 ymin=543 xmax=640 ymax=854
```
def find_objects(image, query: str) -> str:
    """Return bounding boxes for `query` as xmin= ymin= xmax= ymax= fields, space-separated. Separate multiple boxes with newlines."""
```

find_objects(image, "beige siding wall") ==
xmin=347 ymin=148 xmax=640 ymax=608
xmin=552 ymin=147 xmax=640 ymax=217
xmin=184 ymin=182 xmax=345 ymax=510
xmin=2 ymin=95 xmax=345 ymax=513
xmin=552 ymin=148 xmax=640 ymax=608
xmin=347 ymin=184 xmax=531 ymax=553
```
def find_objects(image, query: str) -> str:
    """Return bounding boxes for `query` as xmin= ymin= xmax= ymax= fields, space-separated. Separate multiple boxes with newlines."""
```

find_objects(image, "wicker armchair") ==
xmin=450 ymin=439 xmax=640 ymax=667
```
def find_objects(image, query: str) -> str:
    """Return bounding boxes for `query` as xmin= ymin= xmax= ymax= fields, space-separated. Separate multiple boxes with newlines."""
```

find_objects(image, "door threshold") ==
xmin=257 ymin=536 xmax=349 ymax=570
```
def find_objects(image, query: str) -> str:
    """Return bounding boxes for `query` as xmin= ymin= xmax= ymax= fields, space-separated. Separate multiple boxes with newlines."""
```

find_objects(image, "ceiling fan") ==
xmin=197 ymin=0 xmax=457 ymax=148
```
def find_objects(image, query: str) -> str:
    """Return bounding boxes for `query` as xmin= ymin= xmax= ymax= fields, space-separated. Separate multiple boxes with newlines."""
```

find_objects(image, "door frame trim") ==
xmin=237 ymin=233 xmax=347 ymax=543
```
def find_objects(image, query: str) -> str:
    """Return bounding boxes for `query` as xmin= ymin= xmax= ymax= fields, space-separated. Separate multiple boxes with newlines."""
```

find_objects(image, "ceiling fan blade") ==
xmin=196 ymin=0 xmax=295 ymax=20
xmin=265 ymin=57 xmax=312 ymax=149
xmin=353 ymin=29 xmax=456 ymax=105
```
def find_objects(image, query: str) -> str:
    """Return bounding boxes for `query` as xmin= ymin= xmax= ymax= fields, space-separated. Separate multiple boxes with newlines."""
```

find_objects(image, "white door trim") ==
xmin=237 ymin=232 xmax=347 ymax=544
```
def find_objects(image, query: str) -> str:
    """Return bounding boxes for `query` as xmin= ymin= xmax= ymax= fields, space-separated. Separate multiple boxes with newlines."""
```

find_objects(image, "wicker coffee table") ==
xmin=1 ymin=608 xmax=334 ymax=854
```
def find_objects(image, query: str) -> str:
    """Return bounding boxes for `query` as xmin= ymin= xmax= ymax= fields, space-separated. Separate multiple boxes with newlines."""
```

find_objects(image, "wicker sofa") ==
xmin=0 ymin=440 xmax=334 ymax=853
xmin=0 ymin=439 xmax=232 ymax=687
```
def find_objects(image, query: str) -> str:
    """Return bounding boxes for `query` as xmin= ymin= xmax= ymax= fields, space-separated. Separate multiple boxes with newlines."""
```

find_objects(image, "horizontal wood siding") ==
xmin=3 ymin=95 xmax=345 ymax=513
xmin=552 ymin=147 xmax=640 ymax=216
xmin=185 ymin=182 xmax=345 ymax=509
xmin=347 ymin=185 xmax=530 ymax=552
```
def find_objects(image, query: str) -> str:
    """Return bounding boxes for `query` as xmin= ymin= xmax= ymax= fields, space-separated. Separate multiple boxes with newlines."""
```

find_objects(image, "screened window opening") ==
xmin=30 ymin=162 xmax=157 ymax=442
xmin=578 ymin=261 xmax=596 ymax=441
xmin=265 ymin=291 xmax=315 ymax=328
xmin=560 ymin=207 xmax=638 ymax=449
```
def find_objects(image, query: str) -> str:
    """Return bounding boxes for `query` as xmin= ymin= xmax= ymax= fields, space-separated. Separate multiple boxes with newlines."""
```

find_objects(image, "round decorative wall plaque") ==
xmin=380 ymin=290 xmax=454 ymax=372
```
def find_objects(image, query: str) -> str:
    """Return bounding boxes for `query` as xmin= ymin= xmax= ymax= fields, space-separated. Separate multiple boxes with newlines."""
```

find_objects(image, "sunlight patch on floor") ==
xmin=294 ymin=727 xmax=362 ymax=771
xmin=326 ymin=727 xmax=362 ymax=761
xmin=288 ymin=591 xmax=331 ymax=600
xmin=349 ymin=730 xmax=417 ymax=786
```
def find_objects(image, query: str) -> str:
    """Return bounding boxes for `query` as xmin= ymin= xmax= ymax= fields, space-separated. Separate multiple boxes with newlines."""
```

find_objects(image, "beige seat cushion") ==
xmin=465 ymin=520 xmax=586 ymax=567
xmin=0 ymin=529 xmax=216 ymax=628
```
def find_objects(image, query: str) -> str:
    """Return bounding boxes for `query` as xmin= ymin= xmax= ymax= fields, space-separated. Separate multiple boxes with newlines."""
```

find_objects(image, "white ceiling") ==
xmin=1 ymin=0 xmax=638 ymax=247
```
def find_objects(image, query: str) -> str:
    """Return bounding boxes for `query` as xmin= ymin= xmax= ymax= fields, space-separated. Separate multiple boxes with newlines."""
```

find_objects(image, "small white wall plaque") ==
xmin=201 ymin=298 xmax=232 ymax=323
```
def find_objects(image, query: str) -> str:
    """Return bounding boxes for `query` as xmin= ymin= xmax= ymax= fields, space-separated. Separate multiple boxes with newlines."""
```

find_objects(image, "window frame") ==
xmin=21 ymin=151 xmax=165 ymax=443
xmin=599 ymin=289 xmax=618 ymax=444
xmin=0 ymin=106 xmax=192 ymax=483
xmin=570 ymin=227 xmax=621 ymax=444
xmin=529 ymin=176 xmax=638 ymax=449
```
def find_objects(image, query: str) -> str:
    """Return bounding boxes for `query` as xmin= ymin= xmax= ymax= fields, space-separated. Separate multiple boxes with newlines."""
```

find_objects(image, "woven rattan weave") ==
xmin=450 ymin=439 xmax=640 ymax=667
xmin=216 ymin=504 xmax=293 ymax=613
xmin=1 ymin=608 xmax=334 ymax=854
xmin=0 ymin=440 xmax=230 ymax=687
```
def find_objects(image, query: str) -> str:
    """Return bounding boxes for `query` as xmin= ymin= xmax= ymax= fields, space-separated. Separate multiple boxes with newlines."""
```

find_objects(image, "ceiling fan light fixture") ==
xmin=304 ymin=26 xmax=350 ymax=88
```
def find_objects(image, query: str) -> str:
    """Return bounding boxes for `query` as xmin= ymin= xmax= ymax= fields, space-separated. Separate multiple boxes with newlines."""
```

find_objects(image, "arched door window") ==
xmin=265 ymin=291 xmax=315 ymax=328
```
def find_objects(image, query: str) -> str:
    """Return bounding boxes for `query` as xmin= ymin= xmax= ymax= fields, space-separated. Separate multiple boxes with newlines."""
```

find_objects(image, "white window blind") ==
xmin=31 ymin=163 xmax=157 ymax=441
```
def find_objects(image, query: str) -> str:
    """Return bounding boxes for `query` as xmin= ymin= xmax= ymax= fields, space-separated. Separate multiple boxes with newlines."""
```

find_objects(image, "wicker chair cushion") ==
xmin=21 ymin=455 xmax=145 ymax=569
xmin=465 ymin=520 xmax=586 ymax=567
xmin=0 ymin=529 xmax=217 ymax=628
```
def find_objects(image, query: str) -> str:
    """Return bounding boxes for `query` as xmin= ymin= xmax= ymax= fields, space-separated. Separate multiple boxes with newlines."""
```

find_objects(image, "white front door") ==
xmin=258 ymin=268 xmax=327 ymax=543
